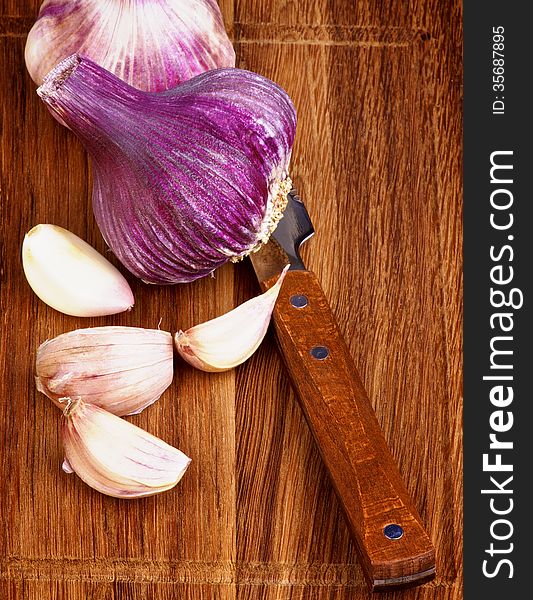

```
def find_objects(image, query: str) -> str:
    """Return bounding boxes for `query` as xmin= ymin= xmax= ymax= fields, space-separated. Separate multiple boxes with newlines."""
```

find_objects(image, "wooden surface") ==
xmin=0 ymin=1 xmax=463 ymax=599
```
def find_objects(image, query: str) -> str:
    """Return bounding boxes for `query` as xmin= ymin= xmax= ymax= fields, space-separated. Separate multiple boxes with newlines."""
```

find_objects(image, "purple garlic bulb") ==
xmin=25 ymin=0 xmax=235 ymax=91
xmin=37 ymin=55 xmax=297 ymax=284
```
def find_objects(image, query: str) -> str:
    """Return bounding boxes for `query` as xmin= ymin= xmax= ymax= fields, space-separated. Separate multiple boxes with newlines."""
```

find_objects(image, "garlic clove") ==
xmin=175 ymin=266 xmax=289 ymax=372
xmin=22 ymin=224 xmax=134 ymax=317
xmin=25 ymin=0 xmax=235 ymax=91
xmin=36 ymin=326 xmax=173 ymax=416
xmin=37 ymin=56 xmax=296 ymax=284
xmin=62 ymin=399 xmax=191 ymax=498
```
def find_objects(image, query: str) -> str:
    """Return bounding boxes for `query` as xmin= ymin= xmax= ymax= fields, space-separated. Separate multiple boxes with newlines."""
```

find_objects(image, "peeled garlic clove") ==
xmin=25 ymin=0 xmax=235 ymax=91
xmin=175 ymin=266 xmax=289 ymax=372
xmin=37 ymin=55 xmax=296 ymax=284
xmin=36 ymin=326 xmax=173 ymax=416
xmin=62 ymin=399 xmax=191 ymax=498
xmin=22 ymin=224 xmax=134 ymax=317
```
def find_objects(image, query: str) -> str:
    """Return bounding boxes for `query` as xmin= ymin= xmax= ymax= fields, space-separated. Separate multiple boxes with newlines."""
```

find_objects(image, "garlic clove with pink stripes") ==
xmin=61 ymin=398 xmax=191 ymax=499
xmin=36 ymin=326 xmax=173 ymax=416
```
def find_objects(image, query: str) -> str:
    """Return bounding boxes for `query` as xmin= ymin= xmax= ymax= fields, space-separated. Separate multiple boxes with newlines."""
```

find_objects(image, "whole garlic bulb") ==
xmin=25 ymin=0 xmax=235 ymax=91
xmin=37 ymin=55 xmax=297 ymax=284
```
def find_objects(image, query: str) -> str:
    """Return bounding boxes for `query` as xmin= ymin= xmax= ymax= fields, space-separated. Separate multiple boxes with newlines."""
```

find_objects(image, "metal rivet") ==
xmin=290 ymin=294 xmax=308 ymax=308
xmin=310 ymin=346 xmax=329 ymax=360
xmin=384 ymin=524 xmax=404 ymax=540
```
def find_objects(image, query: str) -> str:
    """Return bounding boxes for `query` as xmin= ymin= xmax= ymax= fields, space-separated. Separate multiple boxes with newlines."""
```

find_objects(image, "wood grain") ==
xmin=0 ymin=1 xmax=462 ymax=599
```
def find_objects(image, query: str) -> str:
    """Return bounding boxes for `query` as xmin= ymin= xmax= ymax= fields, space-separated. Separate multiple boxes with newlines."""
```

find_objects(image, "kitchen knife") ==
xmin=249 ymin=188 xmax=436 ymax=591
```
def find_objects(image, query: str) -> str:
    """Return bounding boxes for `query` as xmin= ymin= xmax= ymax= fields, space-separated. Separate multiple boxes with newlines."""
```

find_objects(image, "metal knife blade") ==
xmin=249 ymin=188 xmax=314 ymax=282
xmin=248 ymin=187 xmax=436 ymax=591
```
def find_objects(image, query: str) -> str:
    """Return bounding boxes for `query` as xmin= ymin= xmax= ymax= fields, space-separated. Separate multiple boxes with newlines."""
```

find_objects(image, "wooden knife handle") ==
xmin=263 ymin=269 xmax=436 ymax=591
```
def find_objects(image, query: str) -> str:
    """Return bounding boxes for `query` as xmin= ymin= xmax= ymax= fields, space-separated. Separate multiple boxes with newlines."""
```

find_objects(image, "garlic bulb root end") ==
xmin=231 ymin=176 xmax=293 ymax=262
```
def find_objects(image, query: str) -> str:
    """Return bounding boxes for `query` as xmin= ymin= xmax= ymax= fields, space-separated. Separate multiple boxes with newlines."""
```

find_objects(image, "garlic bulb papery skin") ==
xmin=175 ymin=265 xmax=289 ymax=372
xmin=36 ymin=326 xmax=173 ymax=416
xmin=25 ymin=0 xmax=235 ymax=91
xmin=22 ymin=224 xmax=134 ymax=317
xmin=62 ymin=399 xmax=191 ymax=498
xmin=37 ymin=55 xmax=297 ymax=284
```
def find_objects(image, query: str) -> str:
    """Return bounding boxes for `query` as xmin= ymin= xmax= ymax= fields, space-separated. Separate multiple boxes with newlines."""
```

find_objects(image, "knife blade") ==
xmin=249 ymin=188 xmax=436 ymax=591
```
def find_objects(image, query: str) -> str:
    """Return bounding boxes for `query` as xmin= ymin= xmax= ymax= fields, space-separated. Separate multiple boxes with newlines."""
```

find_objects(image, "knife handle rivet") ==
xmin=310 ymin=346 xmax=329 ymax=360
xmin=383 ymin=524 xmax=404 ymax=540
xmin=290 ymin=294 xmax=308 ymax=308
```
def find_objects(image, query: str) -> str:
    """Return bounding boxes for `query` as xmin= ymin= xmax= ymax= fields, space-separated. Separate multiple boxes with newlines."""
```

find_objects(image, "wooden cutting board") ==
xmin=0 ymin=1 xmax=462 ymax=598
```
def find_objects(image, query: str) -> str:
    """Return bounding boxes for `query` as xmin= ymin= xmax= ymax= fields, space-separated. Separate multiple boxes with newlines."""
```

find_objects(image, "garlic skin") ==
xmin=62 ymin=458 xmax=74 ymax=473
xmin=175 ymin=266 xmax=289 ymax=372
xmin=25 ymin=0 xmax=235 ymax=91
xmin=22 ymin=224 xmax=134 ymax=317
xmin=36 ymin=326 xmax=173 ymax=416
xmin=37 ymin=55 xmax=296 ymax=284
xmin=62 ymin=399 xmax=191 ymax=498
